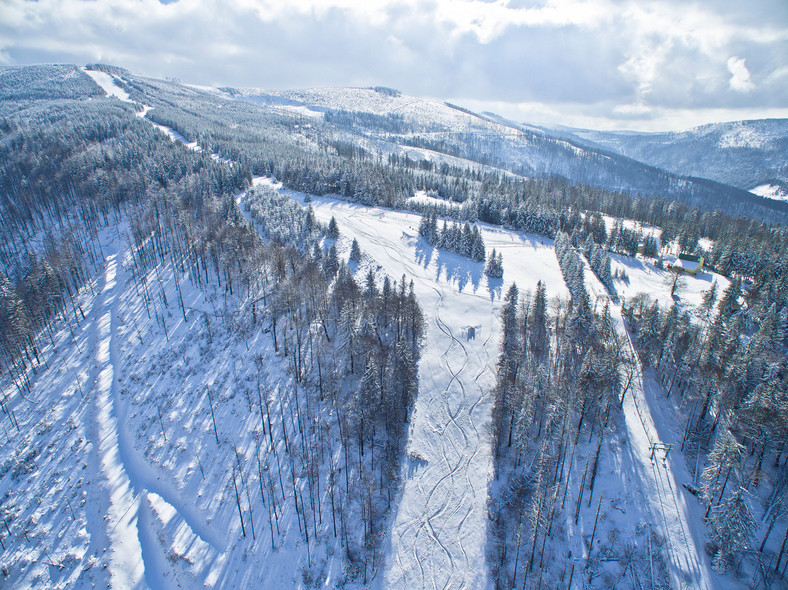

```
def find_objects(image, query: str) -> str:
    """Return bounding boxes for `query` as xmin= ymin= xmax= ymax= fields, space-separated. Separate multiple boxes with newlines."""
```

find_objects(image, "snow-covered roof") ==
xmin=673 ymin=254 xmax=703 ymax=273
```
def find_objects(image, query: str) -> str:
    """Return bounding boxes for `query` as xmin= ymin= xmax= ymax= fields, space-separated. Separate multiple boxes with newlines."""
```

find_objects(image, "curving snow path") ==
xmin=86 ymin=249 xmax=225 ymax=588
xmin=91 ymin=252 xmax=146 ymax=588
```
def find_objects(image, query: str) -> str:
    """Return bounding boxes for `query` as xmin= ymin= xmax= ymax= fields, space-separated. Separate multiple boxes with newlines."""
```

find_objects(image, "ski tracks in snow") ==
xmin=367 ymin=238 xmax=496 ymax=590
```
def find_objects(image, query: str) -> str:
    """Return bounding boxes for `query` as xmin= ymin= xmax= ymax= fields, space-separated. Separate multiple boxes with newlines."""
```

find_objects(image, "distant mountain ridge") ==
xmin=2 ymin=64 xmax=786 ymax=222
xmin=551 ymin=119 xmax=788 ymax=200
xmin=237 ymin=86 xmax=788 ymax=221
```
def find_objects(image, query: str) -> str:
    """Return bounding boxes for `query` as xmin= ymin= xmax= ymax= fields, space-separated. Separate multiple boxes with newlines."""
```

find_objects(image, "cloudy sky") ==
xmin=2 ymin=0 xmax=787 ymax=130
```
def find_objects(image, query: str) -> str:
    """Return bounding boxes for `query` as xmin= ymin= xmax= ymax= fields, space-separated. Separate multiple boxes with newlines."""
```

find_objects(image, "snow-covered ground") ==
xmin=608 ymin=252 xmax=729 ymax=313
xmin=82 ymin=68 xmax=131 ymax=102
xmin=273 ymin=186 xmax=567 ymax=589
xmin=84 ymin=66 xmax=231 ymax=163
xmin=16 ymin=68 xmax=750 ymax=588
xmin=573 ymin=253 xmax=724 ymax=589
xmin=750 ymin=183 xmax=788 ymax=202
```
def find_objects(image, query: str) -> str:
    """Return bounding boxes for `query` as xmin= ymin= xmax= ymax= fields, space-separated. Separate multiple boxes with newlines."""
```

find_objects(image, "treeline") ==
xmin=489 ymin=278 xmax=638 ymax=588
xmin=627 ymin=280 xmax=788 ymax=578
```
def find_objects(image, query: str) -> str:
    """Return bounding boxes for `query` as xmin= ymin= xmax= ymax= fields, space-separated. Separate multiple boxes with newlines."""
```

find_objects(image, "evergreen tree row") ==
xmin=418 ymin=212 xmax=486 ymax=262
xmin=489 ymin=281 xmax=634 ymax=588
xmin=554 ymin=232 xmax=588 ymax=303
xmin=584 ymin=237 xmax=617 ymax=298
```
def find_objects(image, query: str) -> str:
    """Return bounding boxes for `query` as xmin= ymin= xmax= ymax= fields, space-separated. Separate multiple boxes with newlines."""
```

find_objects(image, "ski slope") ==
xmin=84 ymin=69 xmax=722 ymax=586
xmin=273 ymin=186 xmax=568 ymax=589
xmin=582 ymin=257 xmax=721 ymax=589
xmin=82 ymin=68 xmax=132 ymax=102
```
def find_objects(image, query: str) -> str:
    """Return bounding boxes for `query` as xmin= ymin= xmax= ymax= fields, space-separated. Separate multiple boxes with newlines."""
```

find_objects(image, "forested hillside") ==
xmin=560 ymin=119 xmax=788 ymax=197
xmin=0 ymin=64 xmax=786 ymax=589
xmin=0 ymin=65 xmax=423 ymax=587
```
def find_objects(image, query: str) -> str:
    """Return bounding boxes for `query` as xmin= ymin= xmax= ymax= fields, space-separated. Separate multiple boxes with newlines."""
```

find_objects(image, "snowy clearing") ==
xmin=82 ymin=68 xmax=132 ymax=102
xmin=750 ymin=183 xmax=788 ymax=202
xmin=270 ymin=186 xmax=567 ymax=589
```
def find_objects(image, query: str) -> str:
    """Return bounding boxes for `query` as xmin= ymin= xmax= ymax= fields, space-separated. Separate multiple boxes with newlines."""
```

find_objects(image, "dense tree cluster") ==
xmin=554 ymin=232 xmax=588 ymax=303
xmin=244 ymin=184 xmax=326 ymax=245
xmin=418 ymin=212 xmax=486 ymax=262
xmin=627 ymin=280 xmax=788 ymax=576
xmin=489 ymin=280 xmax=631 ymax=588
xmin=584 ymin=237 xmax=617 ymax=298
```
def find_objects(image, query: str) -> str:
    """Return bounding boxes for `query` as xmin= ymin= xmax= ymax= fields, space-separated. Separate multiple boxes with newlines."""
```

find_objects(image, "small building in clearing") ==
xmin=670 ymin=253 xmax=704 ymax=275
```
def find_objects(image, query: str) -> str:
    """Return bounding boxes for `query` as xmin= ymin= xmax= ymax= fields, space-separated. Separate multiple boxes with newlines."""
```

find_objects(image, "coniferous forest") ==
xmin=0 ymin=63 xmax=786 ymax=589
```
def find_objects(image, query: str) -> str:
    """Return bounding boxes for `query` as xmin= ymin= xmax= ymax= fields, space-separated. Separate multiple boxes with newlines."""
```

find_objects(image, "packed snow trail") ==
xmin=87 ymin=248 xmax=224 ymax=588
xmin=90 ymin=252 xmax=146 ymax=589
xmin=619 ymin=333 xmax=714 ymax=589
xmin=582 ymin=260 xmax=717 ymax=589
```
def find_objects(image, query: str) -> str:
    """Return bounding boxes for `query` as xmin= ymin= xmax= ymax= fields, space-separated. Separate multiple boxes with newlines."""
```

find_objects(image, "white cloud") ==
xmin=727 ymin=56 xmax=754 ymax=92
xmin=0 ymin=0 xmax=785 ymax=130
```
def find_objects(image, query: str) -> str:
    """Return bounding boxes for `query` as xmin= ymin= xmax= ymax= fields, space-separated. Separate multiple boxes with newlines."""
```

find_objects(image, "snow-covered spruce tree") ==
xmin=554 ymin=232 xmax=588 ymax=303
xmin=349 ymin=238 xmax=362 ymax=263
xmin=391 ymin=338 xmax=418 ymax=423
xmin=485 ymin=248 xmax=504 ymax=278
xmin=583 ymin=238 xmax=617 ymax=298
xmin=641 ymin=235 xmax=659 ymax=258
xmin=418 ymin=212 xmax=437 ymax=242
xmin=471 ymin=227 xmax=486 ymax=262
xmin=709 ymin=489 xmax=756 ymax=574
xmin=528 ymin=280 xmax=548 ymax=361
xmin=323 ymin=244 xmax=340 ymax=279
xmin=326 ymin=216 xmax=340 ymax=239
xmin=492 ymin=282 xmax=519 ymax=460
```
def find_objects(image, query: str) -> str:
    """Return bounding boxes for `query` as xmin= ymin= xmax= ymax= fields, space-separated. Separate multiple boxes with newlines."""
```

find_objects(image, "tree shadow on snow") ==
xmin=414 ymin=239 xmax=435 ymax=268
xmin=487 ymin=277 xmax=503 ymax=301
xmin=610 ymin=252 xmax=651 ymax=272
xmin=433 ymin=250 xmax=484 ymax=293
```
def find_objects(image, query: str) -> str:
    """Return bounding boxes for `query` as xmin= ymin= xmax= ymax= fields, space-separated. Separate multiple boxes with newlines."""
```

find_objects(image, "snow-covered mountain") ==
xmin=211 ymin=85 xmax=788 ymax=220
xmin=1 ymin=64 xmax=787 ymax=590
xmin=554 ymin=119 xmax=788 ymax=200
